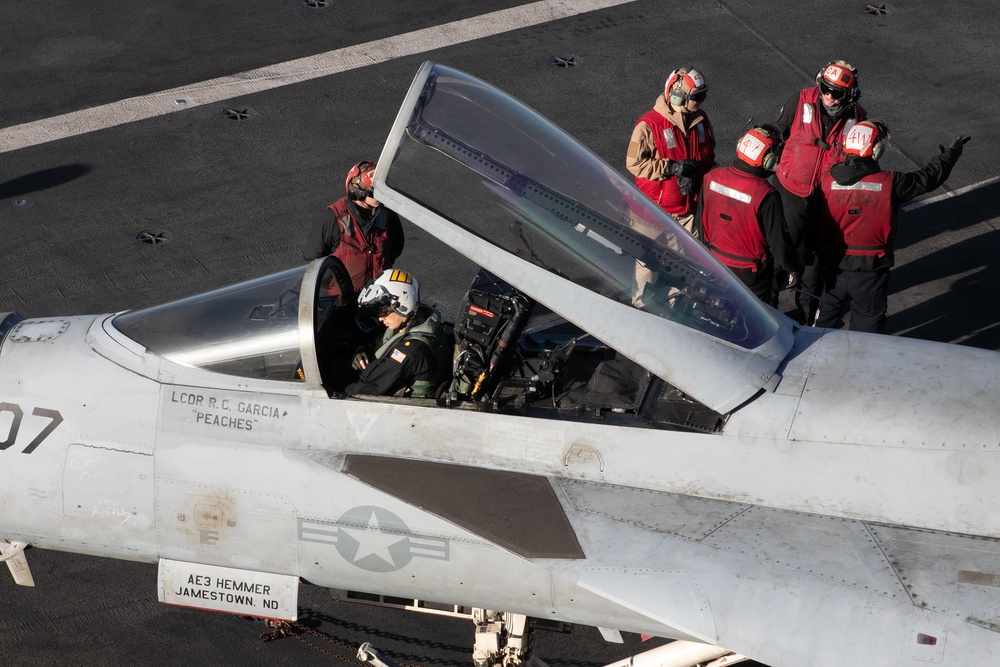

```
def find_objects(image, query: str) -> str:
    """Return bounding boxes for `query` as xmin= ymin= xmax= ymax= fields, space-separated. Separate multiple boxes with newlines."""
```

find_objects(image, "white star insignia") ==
xmin=350 ymin=510 xmax=405 ymax=566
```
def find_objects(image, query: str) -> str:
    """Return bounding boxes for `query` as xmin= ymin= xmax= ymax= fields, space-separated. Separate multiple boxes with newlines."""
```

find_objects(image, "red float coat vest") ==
xmin=327 ymin=198 xmax=392 ymax=293
xmin=701 ymin=166 xmax=773 ymax=271
xmin=776 ymin=88 xmax=867 ymax=197
xmin=634 ymin=109 xmax=713 ymax=216
xmin=818 ymin=170 xmax=895 ymax=258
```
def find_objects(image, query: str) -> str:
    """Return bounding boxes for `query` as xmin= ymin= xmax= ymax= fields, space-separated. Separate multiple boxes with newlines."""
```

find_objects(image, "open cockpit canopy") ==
xmin=374 ymin=62 xmax=793 ymax=412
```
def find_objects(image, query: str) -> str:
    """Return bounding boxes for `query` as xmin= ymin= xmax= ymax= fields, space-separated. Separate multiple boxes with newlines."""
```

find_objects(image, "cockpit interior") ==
xmin=110 ymin=256 xmax=726 ymax=434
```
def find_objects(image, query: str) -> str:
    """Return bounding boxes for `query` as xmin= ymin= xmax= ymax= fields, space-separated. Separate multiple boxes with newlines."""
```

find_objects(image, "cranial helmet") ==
xmin=816 ymin=60 xmax=860 ymax=102
xmin=346 ymin=160 xmax=377 ymax=200
xmin=666 ymin=66 xmax=708 ymax=105
xmin=844 ymin=120 xmax=889 ymax=160
xmin=736 ymin=123 xmax=783 ymax=171
xmin=358 ymin=269 xmax=420 ymax=318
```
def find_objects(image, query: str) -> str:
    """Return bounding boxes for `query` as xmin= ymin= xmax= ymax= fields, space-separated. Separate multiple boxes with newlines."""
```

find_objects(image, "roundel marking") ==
xmin=335 ymin=505 xmax=413 ymax=573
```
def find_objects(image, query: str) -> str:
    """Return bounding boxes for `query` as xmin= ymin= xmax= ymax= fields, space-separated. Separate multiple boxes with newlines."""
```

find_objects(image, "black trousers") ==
xmin=771 ymin=179 xmax=823 ymax=316
xmin=815 ymin=267 xmax=890 ymax=333
xmin=730 ymin=262 xmax=774 ymax=304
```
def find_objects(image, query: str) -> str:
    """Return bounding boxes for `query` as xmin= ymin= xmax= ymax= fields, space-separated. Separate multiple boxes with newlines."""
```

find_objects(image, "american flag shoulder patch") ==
xmin=390 ymin=348 xmax=407 ymax=363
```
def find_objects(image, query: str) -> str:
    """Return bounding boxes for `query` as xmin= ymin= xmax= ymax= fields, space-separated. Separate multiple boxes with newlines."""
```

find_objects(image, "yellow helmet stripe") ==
xmin=389 ymin=269 xmax=412 ymax=284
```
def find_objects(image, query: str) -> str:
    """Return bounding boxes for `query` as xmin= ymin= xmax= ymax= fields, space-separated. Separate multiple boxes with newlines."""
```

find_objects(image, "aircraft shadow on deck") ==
xmin=886 ymin=180 xmax=1000 ymax=348
xmin=0 ymin=164 xmax=92 ymax=200
xmin=294 ymin=605 xmax=620 ymax=667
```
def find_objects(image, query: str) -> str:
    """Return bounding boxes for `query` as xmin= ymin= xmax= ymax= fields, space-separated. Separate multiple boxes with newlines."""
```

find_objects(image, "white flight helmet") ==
xmin=358 ymin=269 xmax=420 ymax=318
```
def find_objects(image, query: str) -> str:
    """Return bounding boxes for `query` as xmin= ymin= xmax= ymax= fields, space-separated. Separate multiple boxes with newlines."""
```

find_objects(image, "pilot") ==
xmin=303 ymin=160 xmax=405 ymax=294
xmin=626 ymin=65 xmax=716 ymax=239
xmin=814 ymin=121 xmax=970 ymax=333
xmin=695 ymin=124 xmax=800 ymax=303
xmin=345 ymin=269 xmax=452 ymax=397
xmin=771 ymin=60 xmax=867 ymax=323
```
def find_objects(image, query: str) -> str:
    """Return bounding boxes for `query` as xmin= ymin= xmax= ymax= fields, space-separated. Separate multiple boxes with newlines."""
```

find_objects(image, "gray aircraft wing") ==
xmin=544 ymin=480 xmax=1000 ymax=665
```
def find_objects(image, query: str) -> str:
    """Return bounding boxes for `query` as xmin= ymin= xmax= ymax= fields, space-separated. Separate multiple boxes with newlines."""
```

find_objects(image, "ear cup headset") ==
xmin=870 ymin=126 xmax=887 ymax=160
xmin=666 ymin=67 xmax=687 ymax=106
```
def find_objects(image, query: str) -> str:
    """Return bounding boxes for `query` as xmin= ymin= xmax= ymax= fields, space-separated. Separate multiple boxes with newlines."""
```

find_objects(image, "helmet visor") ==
xmin=358 ymin=284 xmax=400 ymax=316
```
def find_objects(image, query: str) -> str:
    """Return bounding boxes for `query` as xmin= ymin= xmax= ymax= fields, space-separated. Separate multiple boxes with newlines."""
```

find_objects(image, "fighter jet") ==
xmin=2 ymin=61 xmax=999 ymax=667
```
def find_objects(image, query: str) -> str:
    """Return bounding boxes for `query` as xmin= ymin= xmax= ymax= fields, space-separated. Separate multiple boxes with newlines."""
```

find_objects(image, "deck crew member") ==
xmin=772 ymin=60 xmax=867 ymax=322
xmin=814 ymin=121 xmax=969 ymax=332
xmin=696 ymin=124 xmax=800 ymax=303
xmin=627 ymin=66 xmax=716 ymax=238
xmin=303 ymin=160 xmax=405 ymax=294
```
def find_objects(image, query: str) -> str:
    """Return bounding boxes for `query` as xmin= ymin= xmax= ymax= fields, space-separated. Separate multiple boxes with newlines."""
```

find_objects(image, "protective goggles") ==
xmin=690 ymin=91 xmax=707 ymax=103
xmin=677 ymin=90 xmax=707 ymax=103
xmin=818 ymin=81 xmax=848 ymax=100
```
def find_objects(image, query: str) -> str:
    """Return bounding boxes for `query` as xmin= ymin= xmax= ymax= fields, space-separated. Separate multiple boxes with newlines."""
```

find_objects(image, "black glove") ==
xmin=676 ymin=175 xmax=695 ymax=197
xmin=664 ymin=159 xmax=696 ymax=179
xmin=351 ymin=348 xmax=370 ymax=371
xmin=940 ymin=135 xmax=971 ymax=157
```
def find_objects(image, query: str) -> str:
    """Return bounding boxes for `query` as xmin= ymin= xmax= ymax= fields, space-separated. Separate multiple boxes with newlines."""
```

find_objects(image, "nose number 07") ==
xmin=0 ymin=402 xmax=64 ymax=454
